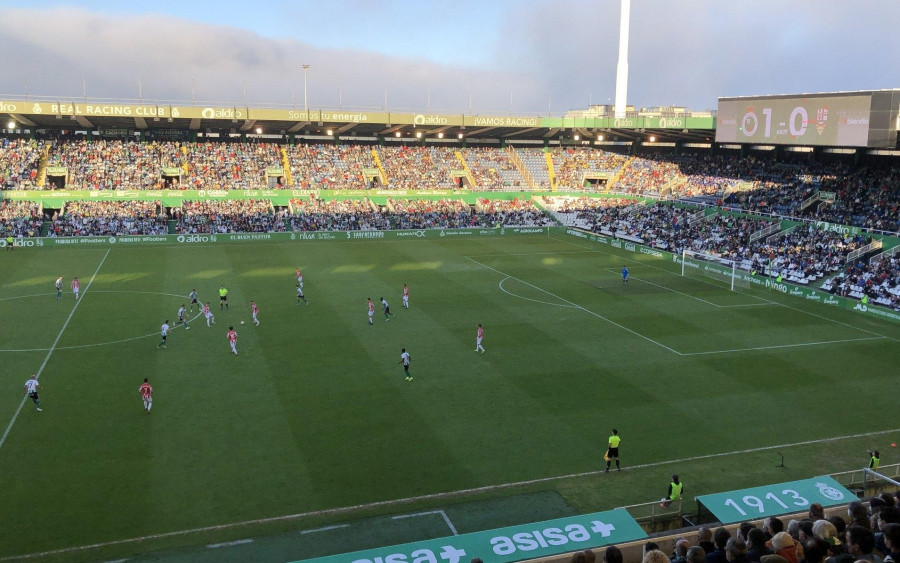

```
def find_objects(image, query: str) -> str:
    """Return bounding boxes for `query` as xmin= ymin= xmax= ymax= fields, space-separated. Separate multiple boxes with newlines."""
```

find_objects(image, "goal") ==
xmin=681 ymin=249 xmax=748 ymax=291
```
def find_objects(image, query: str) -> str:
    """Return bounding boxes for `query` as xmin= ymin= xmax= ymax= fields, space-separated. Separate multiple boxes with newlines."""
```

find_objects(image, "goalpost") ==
xmin=681 ymin=249 xmax=749 ymax=291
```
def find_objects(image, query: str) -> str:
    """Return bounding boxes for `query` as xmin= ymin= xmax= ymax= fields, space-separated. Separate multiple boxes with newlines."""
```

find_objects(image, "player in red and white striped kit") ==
xmin=203 ymin=301 xmax=215 ymax=327
xmin=71 ymin=277 xmax=80 ymax=299
xmin=402 ymin=284 xmax=409 ymax=309
xmin=367 ymin=297 xmax=375 ymax=326
xmin=475 ymin=324 xmax=485 ymax=353
xmin=226 ymin=326 xmax=238 ymax=356
xmin=250 ymin=301 xmax=260 ymax=326
xmin=139 ymin=378 xmax=153 ymax=414
xmin=295 ymin=268 xmax=303 ymax=288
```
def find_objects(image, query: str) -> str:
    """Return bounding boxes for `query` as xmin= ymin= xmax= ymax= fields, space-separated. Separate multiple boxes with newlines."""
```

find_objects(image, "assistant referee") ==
xmin=606 ymin=428 xmax=621 ymax=472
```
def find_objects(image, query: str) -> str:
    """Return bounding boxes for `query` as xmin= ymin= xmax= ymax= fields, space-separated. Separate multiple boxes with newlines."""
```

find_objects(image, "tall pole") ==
xmin=614 ymin=0 xmax=631 ymax=118
xmin=302 ymin=64 xmax=310 ymax=112
xmin=191 ymin=78 xmax=195 ymax=105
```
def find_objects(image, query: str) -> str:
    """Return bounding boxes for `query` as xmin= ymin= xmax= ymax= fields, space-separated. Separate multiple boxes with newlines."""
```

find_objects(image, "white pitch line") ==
xmin=600 ymin=267 xmax=722 ymax=307
xmin=553 ymin=234 xmax=899 ymax=339
xmin=206 ymin=539 xmax=253 ymax=549
xmin=393 ymin=510 xmax=458 ymax=536
xmin=300 ymin=524 xmax=350 ymax=535
xmin=466 ymin=256 xmax=682 ymax=355
xmin=0 ymin=249 xmax=110 ymax=451
xmin=0 ymin=292 xmax=202 ymax=353
xmin=4 ymin=425 xmax=899 ymax=562
xmin=679 ymin=336 xmax=888 ymax=356
xmin=550 ymin=234 xmax=772 ymax=304
xmin=498 ymin=277 xmax=578 ymax=309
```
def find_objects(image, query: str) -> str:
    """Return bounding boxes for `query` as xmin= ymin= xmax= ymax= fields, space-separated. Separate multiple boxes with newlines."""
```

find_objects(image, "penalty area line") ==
xmin=466 ymin=256 xmax=682 ymax=355
xmin=0 ymin=248 xmax=111 ymax=451
xmin=4 ymin=426 xmax=899 ymax=562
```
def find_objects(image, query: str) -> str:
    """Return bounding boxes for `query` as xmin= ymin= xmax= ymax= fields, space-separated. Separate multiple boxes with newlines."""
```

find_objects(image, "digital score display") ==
xmin=716 ymin=94 xmax=873 ymax=147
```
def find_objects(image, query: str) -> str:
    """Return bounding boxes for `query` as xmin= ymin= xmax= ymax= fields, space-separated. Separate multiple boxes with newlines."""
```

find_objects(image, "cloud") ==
xmin=0 ymin=2 xmax=898 ymax=116
xmin=0 ymin=7 xmax=543 ymax=115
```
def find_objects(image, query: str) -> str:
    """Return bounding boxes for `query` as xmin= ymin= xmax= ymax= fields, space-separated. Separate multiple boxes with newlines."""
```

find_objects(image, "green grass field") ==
xmin=1 ymin=233 xmax=899 ymax=562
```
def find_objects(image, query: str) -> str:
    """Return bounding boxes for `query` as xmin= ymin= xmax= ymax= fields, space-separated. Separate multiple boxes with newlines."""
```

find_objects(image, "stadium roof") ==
xmin=0 ymin=98 xmax=717 ymax=143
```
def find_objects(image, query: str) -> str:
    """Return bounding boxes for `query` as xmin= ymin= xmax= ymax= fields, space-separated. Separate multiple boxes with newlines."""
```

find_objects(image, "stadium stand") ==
xmin=377 ymin=146 xmax=459 ymax=190
xmin=0 ymin=199 xmax=43 ymax=237
xmin=45 ymin=139 xmax=184 ymax=190
xmin=49 ymin=200 xmax=168 ymax=236
xmin=551 ymin=148 xmax=628 ymax=190
xmin=289 ymin=144 xmax=376 ymax=190
xmin=462 ymin=147 xmax=527 ymax=190
xmin=288 ymin=197 xmax=387 ymax=231
xmin=184 ymin=141 xmax=280 ymax=190
xmin=174 ymin=200 xmax=287 ymax=234
xmin=517 ymin=148 xmax=552 ymax=189
xmin=0 ymin=138 xmax=43 ymax=189
xmin=823 ymin=254 xmax=900 ymax=310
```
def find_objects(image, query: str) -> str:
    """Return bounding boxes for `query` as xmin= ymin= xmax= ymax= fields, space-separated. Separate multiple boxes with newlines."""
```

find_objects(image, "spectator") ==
xmin=748 ymin=528 xmax=774 ymax=562
xmin=727 ymin=538 xmax=750 ymax=563
xmin=771 ymin=532 xmax=800 ymax=563
xmin=672 ymin=539 xmax=691 ymax=563
xmin=604 ymin=546 xmax=624 ymax=563
xmin=688 ymin=547 xmax=707 ymax=563
xmin=844 ymin=525 xmax=881 ymax=563
xmin=707 ymin=528 xmax=732 ymax=563
xmin=644 ymin=550 xmax=671 ymax=563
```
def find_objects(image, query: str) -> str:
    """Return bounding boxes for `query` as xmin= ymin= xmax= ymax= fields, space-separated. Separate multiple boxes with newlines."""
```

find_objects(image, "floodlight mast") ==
xmin=614 ymin=0 xmax=631 ymax=118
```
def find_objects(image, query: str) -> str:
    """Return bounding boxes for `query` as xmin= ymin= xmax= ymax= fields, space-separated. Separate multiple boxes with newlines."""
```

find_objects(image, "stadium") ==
xmin=2 ymin=2 xmax=900 ymax=563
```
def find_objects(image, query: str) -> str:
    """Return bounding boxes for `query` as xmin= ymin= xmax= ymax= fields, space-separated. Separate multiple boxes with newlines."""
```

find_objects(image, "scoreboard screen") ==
xmin=715 ymin=94 xmax=873 ymax=147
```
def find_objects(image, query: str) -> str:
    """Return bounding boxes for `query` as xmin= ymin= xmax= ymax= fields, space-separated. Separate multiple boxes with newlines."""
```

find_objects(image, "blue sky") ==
xmin=0 ymin=1 xmax=898 ymax=115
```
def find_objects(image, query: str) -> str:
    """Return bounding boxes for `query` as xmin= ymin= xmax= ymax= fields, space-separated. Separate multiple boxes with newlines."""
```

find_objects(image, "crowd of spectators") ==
xmin=5 ymin=137 xmax=900 ymax=238
xmin=378 ymin=146 xmax=459 ymax=190
xmin=185 ymin=142 xmax=280 ymax=190
xmin=288 ymin=197 xmax=387 ymax=231
xmin=1 ymin=139 xmax=43 ymax=189
xmin=0 ymin=200 xmax=43 ymax=238
xmin=289 ymin=144 xmax=375 ymax=190
xmin=475 ymin=198 xmax=554 ymax=226
xmin=387 ymin=198 xmax=475 ymax=229
xmin=597 ymin=497 xmax=900 ymax=563
xmin=517 ymin=148 xmax=552 ymax=189
xmin=49 ymin=200 xmax=167 ymax=236
xmin=46 ymin=139 xmax=184 ymax=190
xmin=462 ymin=147 xmax=526 ymax=190
xmin=554 ymin=199 xmax=871 ymax=282
xmin=614 ymin=156 xmax=684 ymax=195
xmin=174 ymin=200 xmax=286 ymax=234
xmin=552 ymin=148 xmax=628 ymax=190
xmin=825 ymin=254 xmax=900 ymax=310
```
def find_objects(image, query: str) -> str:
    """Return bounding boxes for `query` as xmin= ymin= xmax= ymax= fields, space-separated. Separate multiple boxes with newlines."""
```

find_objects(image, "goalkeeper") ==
xmin=605 ymin=429 xmax=621 ymax=472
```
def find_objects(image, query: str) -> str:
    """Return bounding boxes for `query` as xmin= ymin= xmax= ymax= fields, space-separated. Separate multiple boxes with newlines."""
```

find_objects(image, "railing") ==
xmin=506 ymin=146 xmax=536 ymax=190
xmin=616 ymin=499 xmax=685 ymax=532
xmin=830 ymin=463 xmax=900 ymax=497
xmin=870 ymin=244 xmax=900 ymax=265
xmin=767 ymin=225 xmax=796 ymax=243
xmin=799 ymin=192 xmax=821 ymax=211
xmin=684 ymin=198 xmax=900 ymax=238
xmin=847 ymin=239 xmax=883 ymax=263
xmin=750 ymin=222 xmax=781 ymax=243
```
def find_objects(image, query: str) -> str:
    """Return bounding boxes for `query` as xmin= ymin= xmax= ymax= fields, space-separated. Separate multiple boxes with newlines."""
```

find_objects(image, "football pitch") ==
xmin=1 ymin=233 xmax=898 ymax=562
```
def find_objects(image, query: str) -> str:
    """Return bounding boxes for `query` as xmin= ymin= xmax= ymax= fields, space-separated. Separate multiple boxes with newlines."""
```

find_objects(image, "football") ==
xmin=240 ymin=321 xmax=245 ymax=325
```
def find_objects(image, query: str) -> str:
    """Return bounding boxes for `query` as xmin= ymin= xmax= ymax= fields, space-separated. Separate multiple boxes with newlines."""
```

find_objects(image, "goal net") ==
xmin=681 ymin=249 xmax=749 ymax=291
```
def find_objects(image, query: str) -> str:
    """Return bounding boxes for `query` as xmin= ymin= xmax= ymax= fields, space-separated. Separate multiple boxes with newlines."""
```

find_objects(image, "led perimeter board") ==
xmin=715 ymin=90 xmax=900 ymax=148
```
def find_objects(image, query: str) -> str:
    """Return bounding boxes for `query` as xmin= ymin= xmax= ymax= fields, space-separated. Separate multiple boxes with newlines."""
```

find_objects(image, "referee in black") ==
xmin=606 ymin=428 xmax=621 ymax=472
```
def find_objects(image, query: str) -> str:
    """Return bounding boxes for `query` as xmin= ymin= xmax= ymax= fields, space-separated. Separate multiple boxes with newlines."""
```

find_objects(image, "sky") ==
xmin=0 ymin=0 xmax=897 ymax=116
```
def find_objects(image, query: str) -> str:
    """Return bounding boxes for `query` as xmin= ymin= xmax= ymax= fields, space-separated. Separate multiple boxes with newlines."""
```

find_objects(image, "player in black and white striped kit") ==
xmin=24 ymin=375 xmax=42 ymax=412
